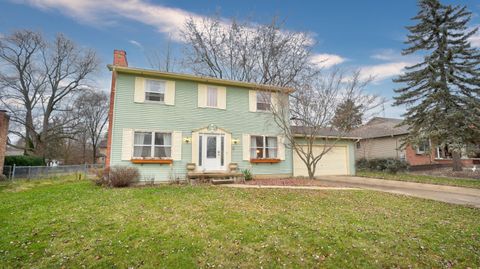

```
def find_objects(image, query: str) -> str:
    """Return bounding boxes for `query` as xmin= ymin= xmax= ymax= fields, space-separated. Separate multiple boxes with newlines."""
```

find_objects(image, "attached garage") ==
xmin=293 ymin=143 xmax=355 ymax=177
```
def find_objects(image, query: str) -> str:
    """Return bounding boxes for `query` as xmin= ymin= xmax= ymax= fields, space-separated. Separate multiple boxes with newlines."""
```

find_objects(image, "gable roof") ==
xmin=291 ymin=126 xmax=361 ymax=140
xmin=351 ymin=117 xmax=409 ymax=139
xmin=107 ymin=65 xmax=294 ymax=93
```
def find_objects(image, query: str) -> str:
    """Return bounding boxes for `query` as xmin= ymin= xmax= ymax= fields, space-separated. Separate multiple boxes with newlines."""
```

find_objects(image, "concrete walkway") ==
xmin=319 ymin=175 xmax=480 ymax=208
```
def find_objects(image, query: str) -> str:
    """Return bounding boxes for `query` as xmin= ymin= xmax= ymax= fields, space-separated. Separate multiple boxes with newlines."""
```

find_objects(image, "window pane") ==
xmin=257 ymin=91 xmax=271 ymax=103
xmin=207 ymin=136 xmax=217 ymax=158
xmin=134 ymin=132 xmax=151 ymax=145
xmin=255 ymin=136 xmax=264 ymax=147
xmin=199 ymin=135 xmax=202 ymax=166
xmin=250 ymin=136 xmax=257 ymax=148
xmin=146 ymin=80 xmax=165 ymax=93
xmin=266 ymin=137 xmax=277 ymax=148
xmin=154 ymin=146 xmax=171 ymax=158
xmin=256 ymin=92 xmax=271 ymax=111
xmin=155 ymin=133 xmax=171 ymax=146
xmin=266 ymin=148 xmax=277 ymax=158
xmin=133 ymin=146 xmax=151 ymax=157
xmin=221 ymin=136 xmax=224 ymax=166
xmin=254 ymin=148 xmax=264 ymax=159
xmin=257 ymin=103 xmax=268 ymax=111
xmin=145 ymin=92 xmax=164 ymax=102
xmin=207 ymin=87 xmax=218 ymax=107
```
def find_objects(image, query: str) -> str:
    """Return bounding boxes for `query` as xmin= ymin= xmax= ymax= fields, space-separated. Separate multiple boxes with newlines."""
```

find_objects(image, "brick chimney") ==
xmin=113 ymin=49 xmax=128 ymax=67
xmin=105 ymin=50 xmax=127 ymax=167
xmin=0 ymin=110 xmax=10 ymax=176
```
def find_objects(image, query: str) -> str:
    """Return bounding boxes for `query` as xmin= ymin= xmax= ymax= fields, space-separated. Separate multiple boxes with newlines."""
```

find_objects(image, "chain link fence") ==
xmin=1 ymin=164 xmax=104 ymax=180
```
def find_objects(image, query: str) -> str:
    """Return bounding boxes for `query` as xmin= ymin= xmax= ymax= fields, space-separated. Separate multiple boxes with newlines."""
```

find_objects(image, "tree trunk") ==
xmin=452 ymin=151 xmax=462 ymax=171
xmin=92 ymin=145 xmax=97 ymax=164
xmin=307 ymin=169 xmax=314 ymax=180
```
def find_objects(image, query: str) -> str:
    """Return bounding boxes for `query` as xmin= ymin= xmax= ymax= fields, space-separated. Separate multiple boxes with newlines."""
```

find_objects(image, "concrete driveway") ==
xmin=319 ymin=175 xmax=480 ymax=208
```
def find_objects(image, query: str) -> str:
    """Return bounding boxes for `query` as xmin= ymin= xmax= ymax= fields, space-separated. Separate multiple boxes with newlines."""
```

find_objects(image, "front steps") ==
xmin=211 ymin=179 xmax=235 ymax=185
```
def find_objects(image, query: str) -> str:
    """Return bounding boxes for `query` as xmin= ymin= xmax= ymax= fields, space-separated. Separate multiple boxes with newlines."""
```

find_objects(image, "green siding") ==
xmin=110 ymin=73 xmax=292 ymax=181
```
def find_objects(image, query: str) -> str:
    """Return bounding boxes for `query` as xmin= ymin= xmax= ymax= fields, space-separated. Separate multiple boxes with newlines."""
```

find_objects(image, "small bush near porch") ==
xmin=0 ymin=178 xmax=479 ymax=268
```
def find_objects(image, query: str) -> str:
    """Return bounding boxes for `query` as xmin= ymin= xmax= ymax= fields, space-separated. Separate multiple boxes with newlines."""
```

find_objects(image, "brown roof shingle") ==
xmin=350 ymin=117 xmax=409 ymax=139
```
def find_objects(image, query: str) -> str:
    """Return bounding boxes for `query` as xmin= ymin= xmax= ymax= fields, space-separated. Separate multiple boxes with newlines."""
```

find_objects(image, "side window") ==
xmin=145 ymin=79 xmax=165 ymax=102
xmin=256 ymin=91 xmax=271 ymax=111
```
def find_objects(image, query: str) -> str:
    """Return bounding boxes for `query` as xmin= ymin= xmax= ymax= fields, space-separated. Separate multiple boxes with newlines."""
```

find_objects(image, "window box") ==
xmin=131 ymin=158 xmax=173 ymax=164
xmin=250 ymin=158 xmax=281 ymax=163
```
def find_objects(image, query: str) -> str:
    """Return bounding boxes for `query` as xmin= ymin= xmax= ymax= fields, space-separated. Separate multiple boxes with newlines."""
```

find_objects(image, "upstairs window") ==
xmin=145 ymin=79 xmax=165 ymax=102
xmin=133 ymin=131 xmax=171 ymax=158
xmin=256 ymin=91 xmax=271 ymax=111
xmin=250 ymin=135 xmax=277 ymax=159
xmin=207 ymin=86 xmax=218 ymax=107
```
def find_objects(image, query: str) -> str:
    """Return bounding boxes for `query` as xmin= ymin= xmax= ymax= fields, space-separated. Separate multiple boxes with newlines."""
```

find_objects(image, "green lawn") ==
xmin=357 ymin=171 xmax=480 ymax=189
xmin=0 ymin=178 xmax=479 ymax=268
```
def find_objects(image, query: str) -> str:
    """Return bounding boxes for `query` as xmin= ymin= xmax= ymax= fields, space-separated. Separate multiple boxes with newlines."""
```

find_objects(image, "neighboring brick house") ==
xmin=353 ymin=117 xmax=480 ymax=167
xmin=0 ymin=110 xmax=10 ymax=175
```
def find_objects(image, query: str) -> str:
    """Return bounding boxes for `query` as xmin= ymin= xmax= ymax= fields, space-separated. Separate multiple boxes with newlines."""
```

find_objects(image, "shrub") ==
xmin=356 ymin=158 xmax=369 ymax=171
xmin=94 ymin=166 xmax=139 ymax=187
xmin=4 ymin=155 xmax=44 ymax=166
xmin=241 ymin=169 xmax=253 ymax=181
xmin=384 ymin=159 xmax=408 ymax=174
xmin=356 ymin=158 xmax=408 ymax=174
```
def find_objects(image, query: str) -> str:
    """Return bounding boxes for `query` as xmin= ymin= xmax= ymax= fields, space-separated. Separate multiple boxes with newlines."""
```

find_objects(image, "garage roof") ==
xmin=291 ymin=126 xmax=361 ymax=140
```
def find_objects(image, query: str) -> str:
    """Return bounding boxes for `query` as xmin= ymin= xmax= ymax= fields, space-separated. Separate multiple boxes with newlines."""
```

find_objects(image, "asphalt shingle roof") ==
xmin=350 ymin=117 xmax=409 ymax=139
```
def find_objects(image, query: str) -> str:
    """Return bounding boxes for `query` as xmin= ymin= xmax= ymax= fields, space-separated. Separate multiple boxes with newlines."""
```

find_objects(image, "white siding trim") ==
xmin=121 ymin=128 xmax=134 ymax=160
xmin=278 ymin=135 xmax=286 ymax=160
xmin=242 ymin=133 xmax=250 ymax=160
xmin=134 ymin=77 xmax=145 ymax=103
xmin=164 ymin=80 xmax=175 ymax=105
xmin=198 ymin=84 xmax=207 ymax=107
xmin=225 ymin=132 xmax=232 ymax=166
xmin=191 ymin=132 xmax=199 ymax=165
xmin=217 ymin=86 xmax=227 ymax=109
xmin=271 ymin=92 xmax=279 ymax=111
xmin=248 ymin=90 xmax=257 ymax=112
xmin=171 ymin=131 xmax=182 ymax=161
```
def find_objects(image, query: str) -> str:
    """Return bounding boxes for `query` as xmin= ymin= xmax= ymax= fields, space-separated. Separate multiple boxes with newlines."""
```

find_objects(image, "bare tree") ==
xmin=145 ymin=35 xmax=177 ymax=72
xmin=268 ymin=70 xmax=384 ymax=179
xmin=0 ymin=30 xmax=99 ymax=159
xmin=75 ymin=90 xmax=109 ymax=163
xmin=182 ymin=16 xmax=316 ymax=87
xmin=0 ymin=30 xmax=46 ymax=155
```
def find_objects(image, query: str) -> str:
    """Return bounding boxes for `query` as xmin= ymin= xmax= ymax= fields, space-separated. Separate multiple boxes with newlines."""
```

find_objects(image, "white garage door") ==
xmin=293 ymin=145 xmax=350 ymax=176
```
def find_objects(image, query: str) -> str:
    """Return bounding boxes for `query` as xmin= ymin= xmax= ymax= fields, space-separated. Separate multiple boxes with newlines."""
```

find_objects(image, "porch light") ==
xmin=183 ymin=137 xmax=192 ymax=143
xmin=232 ymin=138 xmax=240 ymax=144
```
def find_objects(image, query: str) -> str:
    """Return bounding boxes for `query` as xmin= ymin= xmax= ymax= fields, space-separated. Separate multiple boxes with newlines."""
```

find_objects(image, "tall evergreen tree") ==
xmin=331 ymin=99 xmax=363 ymax=132
xmin=394 ymin=0 xmax=480 ymax=171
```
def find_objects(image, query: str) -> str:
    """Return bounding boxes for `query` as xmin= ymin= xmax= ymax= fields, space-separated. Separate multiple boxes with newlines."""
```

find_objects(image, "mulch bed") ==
xmin=244 ymin=178 xmax=338 ymax=187
xmin=411 ymin=167 xmax=480 ymax=180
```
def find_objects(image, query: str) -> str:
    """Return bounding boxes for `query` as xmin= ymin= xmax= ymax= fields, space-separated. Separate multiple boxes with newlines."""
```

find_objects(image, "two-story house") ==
xmin=105 ymin=50 xmax=356 ymax=181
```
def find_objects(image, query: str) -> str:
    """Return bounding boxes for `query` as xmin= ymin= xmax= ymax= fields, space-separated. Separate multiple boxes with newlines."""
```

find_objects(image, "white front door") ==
xmin=201 ymin=134 xmax=225 ymax=171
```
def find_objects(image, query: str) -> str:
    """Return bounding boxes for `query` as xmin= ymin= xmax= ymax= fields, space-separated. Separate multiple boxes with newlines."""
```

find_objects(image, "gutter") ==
xmin=107 ymin=64 xmax=294 ymax=93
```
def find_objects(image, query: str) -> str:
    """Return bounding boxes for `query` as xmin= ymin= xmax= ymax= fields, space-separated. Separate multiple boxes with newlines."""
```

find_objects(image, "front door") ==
xmin=201 ymin=134 xmax=225 ymax=171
